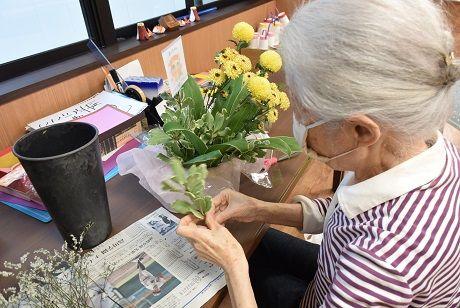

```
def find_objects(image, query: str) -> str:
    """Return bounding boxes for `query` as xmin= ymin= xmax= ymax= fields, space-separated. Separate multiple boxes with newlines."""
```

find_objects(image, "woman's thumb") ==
xmin=205 ymin=210 xmax=219 ymax=229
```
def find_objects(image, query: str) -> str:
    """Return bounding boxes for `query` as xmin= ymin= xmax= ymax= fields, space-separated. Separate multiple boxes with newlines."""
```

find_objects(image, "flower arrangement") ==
xmin=149 ymin=22 xmax=300 ymax=168
xmin=0 ymin=226 xmax=115 ymax=307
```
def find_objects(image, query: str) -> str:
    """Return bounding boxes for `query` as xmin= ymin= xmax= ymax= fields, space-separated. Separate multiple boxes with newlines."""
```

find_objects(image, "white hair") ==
xmin=281 ymin=0 xmax=459 ymax=139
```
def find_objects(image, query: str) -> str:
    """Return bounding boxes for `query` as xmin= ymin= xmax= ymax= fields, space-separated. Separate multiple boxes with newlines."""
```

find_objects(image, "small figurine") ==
xmin=189 ymin=6 xmax=200 ymax=22
xmin=137 ymin=23 xmax=149 ymax=41
xmin=179 ymin=18 xmax=191 ymax=27
xmin=159 ymin=14 xmax=180 ymax=31
xmin=152 ymin=25 xmax=166 ymax=34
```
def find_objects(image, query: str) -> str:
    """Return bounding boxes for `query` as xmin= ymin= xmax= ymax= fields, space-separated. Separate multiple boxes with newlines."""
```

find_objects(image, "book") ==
xmin=0 ymin=164 xmax=43 ymax=205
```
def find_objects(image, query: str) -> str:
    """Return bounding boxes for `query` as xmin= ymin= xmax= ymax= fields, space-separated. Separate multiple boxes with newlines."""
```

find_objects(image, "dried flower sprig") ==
xmin=0 ymin=224 xmax=118 ymax=307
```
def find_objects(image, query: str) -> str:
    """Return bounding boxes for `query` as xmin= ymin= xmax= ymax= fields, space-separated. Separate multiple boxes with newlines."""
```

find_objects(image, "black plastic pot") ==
xmin=13 ymin=122 xmax=112 ymax=249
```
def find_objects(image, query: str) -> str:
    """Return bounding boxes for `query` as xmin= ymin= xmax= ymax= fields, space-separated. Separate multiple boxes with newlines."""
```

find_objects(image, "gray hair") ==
xmin=281 ymin=0 xmax=460 ymax=139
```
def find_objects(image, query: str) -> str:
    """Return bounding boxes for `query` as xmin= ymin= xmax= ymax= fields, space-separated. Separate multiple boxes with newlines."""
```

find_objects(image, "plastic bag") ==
xmin=117 ymin=145 xmax=243 ymax=213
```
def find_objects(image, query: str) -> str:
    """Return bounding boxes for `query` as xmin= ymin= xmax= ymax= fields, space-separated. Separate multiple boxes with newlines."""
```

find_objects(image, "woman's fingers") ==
xmin=180 ymin=214 xmax=200 ymax=226
xmin=177 ymin=214 xmax=200 ymax=238
xmin=205 ymin=210 xmax=219 ymax=230
xmin=215 ymin=208 xmax=239 ymax=224
xmin=212 ymin=189 xmax=233 ymax=208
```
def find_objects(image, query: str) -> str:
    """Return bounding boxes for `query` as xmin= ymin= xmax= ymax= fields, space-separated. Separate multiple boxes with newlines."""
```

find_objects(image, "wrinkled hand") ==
xmin=212 ymin=189 xmax=261 ymax=224
xmin=176 ymin=211 xmax=247 ymax=272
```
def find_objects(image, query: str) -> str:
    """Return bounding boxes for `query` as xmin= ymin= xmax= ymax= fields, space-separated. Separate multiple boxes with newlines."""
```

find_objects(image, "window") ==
xmin=109 ymin=0 xmax=187 ymax=29
xmin=0 ymin=0 xmax=88 ymax=65
xmin=0 ymin=0 xmax=250 ymax=83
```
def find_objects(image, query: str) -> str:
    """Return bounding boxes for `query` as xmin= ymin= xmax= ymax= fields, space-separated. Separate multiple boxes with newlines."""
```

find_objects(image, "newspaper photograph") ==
xmin=87 ymin=207 xmax=226 ymax=308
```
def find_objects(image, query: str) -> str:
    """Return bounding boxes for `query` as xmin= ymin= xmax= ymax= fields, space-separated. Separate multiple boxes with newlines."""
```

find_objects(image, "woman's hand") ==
xmin=212 ymin=189 xmax=263 ymax=224
xmin=176 ymin=211 xmax=247 ymax=272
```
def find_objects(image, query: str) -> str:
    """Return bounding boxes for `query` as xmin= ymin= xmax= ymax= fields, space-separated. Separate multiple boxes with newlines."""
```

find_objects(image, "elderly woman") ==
xmin=177 ymin=0 xmax=460 ymax=307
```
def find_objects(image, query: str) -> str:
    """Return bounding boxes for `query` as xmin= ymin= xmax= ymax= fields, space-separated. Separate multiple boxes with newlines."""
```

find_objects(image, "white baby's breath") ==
xmin=0 ymin=224 xmax=116 ymax=307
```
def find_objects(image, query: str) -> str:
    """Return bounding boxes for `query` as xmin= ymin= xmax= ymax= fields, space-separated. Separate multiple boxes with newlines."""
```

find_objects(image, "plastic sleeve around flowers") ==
xmin=292 ymin=195 xmax=333 ymax=234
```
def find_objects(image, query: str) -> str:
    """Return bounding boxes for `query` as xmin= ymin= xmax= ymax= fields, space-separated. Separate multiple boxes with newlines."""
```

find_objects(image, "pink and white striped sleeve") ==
xmin=292 ymin=196 xmax=332 ymax=234
xmin=321 ymin=244 xmax=413 ymax=307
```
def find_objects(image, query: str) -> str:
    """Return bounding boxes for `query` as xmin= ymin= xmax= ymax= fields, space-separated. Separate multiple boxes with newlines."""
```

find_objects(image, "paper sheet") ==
xmin=73 ymin=105 xmax=131 ymax=134
xmin=162 ymin=36 xmax=188 ymax=97
xmin=27 ymin=91 xmax=147 ymax=131
xmin=116 ymin=59 xmax=144 ymax=79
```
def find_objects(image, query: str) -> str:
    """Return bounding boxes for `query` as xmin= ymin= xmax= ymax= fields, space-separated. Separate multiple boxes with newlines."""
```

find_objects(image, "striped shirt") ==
xmin=294 ymin=132 xmax=460 ymax=307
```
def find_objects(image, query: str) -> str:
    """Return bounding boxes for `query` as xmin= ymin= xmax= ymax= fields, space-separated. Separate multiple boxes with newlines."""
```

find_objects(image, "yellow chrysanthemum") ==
xmin=267 ymin=108 xmax=279 ymax=123
xmin=223 ymin=47 xmax=239 ymax=61
xmin=270 ymin=83 xmax=279 ymax=92
xmin=259 ymin=50 xmax=283 ymax=73
xmin=232 ymin=22 xmax=255 ymax=43
xmin=221 ymin=91 xmax=229 ymax=98
xmin=223 ymin=60 xmax=243 ymax=79
xmin=268 ymin=90 xmax=280 ymax=108
xmin=247 ymin=76 xmax=272 ymax=102
xmin=214 ymin=53 xmax=229 ymax=65
xmin=243 ymin=72 xmax=255 ymax=83
xmin=279 ymin=91 xmax=290 ymax=111
xmin=208 ymin=68 xmax=226 ymax=86
xmin=234 ymin=55 xmax=252 ymax=73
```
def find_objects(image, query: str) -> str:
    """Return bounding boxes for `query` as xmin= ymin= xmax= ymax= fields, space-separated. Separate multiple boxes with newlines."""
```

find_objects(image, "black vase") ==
xmin=13 ymin=122 xmax=112 ymax=249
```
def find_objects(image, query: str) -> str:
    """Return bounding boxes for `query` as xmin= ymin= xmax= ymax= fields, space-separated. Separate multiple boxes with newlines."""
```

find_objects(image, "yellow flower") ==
xmin=267 ymin=108 xmax=279 ymax=123
xmin=223 ymin=47 xmax=239 ymax=60
xmin=279 ymin=91 xmax=290 ymax=110
xmin=268 ymin=90 xmax=280 ymax=108
xmin=234 ymin=55 xmax=252 ymax=73
xmin=270 ymin=83 xmax=278 ymax=91
xmin=232 ymin=22 xmax=255 ymax=43
xmin=214 ymin=53 xmax=227 ymax=65
xmin=208 ymin=68 xmax=226 ymax=86
xmin=259 ymin=50 xmax=283 ymax=73
xmin=221 ymin=91 xmax=229 ymax=98
xmin=247 ymin=76 xmax=272 ymax=102
xmin=223 ymin=60 xmax=243 ymax=79
xmin=243 ymin=72 xmax=255 ymax=83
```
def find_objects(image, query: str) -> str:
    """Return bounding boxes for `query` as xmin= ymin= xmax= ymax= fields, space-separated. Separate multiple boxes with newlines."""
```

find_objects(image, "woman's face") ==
xmin=294 ymin=102 xmax=381 ymax=171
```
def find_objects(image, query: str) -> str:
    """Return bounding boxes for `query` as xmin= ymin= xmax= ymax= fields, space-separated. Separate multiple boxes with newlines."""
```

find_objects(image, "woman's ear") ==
xmin=344 ymin=115 xmax=381 ymax=147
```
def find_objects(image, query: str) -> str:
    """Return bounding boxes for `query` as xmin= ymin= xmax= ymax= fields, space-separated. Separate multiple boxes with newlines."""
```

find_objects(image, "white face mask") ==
xmin=292 ymin=114 xmax=357 ymax=163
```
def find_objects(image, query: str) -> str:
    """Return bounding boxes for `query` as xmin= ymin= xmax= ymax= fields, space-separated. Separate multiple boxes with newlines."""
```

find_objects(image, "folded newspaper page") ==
xmin=87 ymin=207 xmax=226 ymax=307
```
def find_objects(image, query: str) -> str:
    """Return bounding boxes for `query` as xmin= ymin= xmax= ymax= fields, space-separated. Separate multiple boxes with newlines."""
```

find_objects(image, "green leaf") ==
xmin=193 ymin=198 xmax=207 ymax=214
xmin=157 ymin=153 xmax=171 ymax=163
xmin=148 ymin=128 xmax=171 ymax=145
xmin=208 ymin=138 xmax=250 ymax=154
xmin=227 ymin=102 xmax=259 ymax=132
xmin=186 ymin=173 xmax=206 ymax=197
xmin=183 ymin=150 xmax=223 ymax=167
xmin=189 ymin=208 xmax=204 ymax=219
xmin=213 ymin=111 xmax=225 ymax=132
xmin=169 ymin=158 xmax=186 ymax=184
xmin=172 ymin=200 xmax=193 ymax=215
xmin=181 ymin=76 xmax=205 ymax=120
xmin=163 ymin=122 xmax=208 ymax=155
xmin=161 ymin=180 xmax=182 ymax=192
xmin=225 ymin=76 xmax=248 ymax=116
xmin=256 ymin=136 xmax=302 ymax=156
xmin=204 ymin=196 xmax=212 ymax=213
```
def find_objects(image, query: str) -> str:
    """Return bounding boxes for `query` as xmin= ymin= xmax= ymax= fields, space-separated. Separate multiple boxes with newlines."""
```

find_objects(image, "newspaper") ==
xmin=87 ymin=207 xmax=226 ymax=308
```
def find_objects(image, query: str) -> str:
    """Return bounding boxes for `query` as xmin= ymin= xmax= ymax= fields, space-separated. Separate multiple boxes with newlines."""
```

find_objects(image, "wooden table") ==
xmin=0 ymin=108 xmax=310 ymax=307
